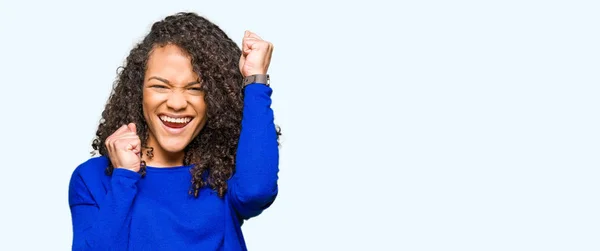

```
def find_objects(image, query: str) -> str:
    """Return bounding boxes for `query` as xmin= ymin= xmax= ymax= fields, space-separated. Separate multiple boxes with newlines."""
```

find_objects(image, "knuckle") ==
xmin=113 ymin=138 xmax=125 ymax=147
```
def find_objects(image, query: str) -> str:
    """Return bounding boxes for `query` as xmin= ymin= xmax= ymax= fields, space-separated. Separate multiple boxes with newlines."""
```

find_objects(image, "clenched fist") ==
xmin=105 ymin=123 xmax=141 ymax=172
xmin=239 ymin=30 xmax=274 ymax=77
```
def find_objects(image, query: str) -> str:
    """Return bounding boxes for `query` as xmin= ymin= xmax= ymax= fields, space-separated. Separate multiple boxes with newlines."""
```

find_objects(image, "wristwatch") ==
xmin=243 ymin=74 xmax=270 ymax=87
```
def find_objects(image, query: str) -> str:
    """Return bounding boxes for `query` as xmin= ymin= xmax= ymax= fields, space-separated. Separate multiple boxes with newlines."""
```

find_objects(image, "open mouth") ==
xmin=159 ymin=115 xmax=193 ymax=129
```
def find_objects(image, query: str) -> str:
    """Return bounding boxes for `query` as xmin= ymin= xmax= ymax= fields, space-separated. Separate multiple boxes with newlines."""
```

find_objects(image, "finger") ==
xmin=248 ymin=31 xmax=263 ymax=40
xmin=132 ymin=144 xmax=141 ymax=155
xmin=126 ymin=138 xmax=141 ymax=153
xmin=242 ymin=46 xmax=251 ymax=55
xmin=116 ymin=132 xmax=138 ymax=138
xmin=113 ymin=124 xmax=129 ymax=137
xmin=266 ymin=42 xmax=274 ymax=59
xmin=114 ymin=135 xmax=140 ymax=144
xmin=133 ymin=138 xmax=141 ymax=154
xmin=242 ymin=37 xmax=262 ymax=50
xmin=242 ymin=37 xmax=255 ymax=53
xmin=243 ymin=38 xmax=263 ymax=51
xmin=128 ymin=123 xmax=137 ymax=134
xmin=116 ymin=124 xmax=129 ymax=134
xmin=268 ymin=41 xmax=274 ymax=51
xmin=126 ymin=143 xmax=138 ymax=153
xmin=105 ymin=138 xmax=112 ymax=151
xmin=249 ymin=40 xmax=271 ymax=53
xmin=117 ymin=137 xmax=141 ymax=152
xmin=106 ymin=125 xmax=127 ymax=143
xmin=245 ymin=30 xmax=263 ymax=40
xmin=114 ymin=135 xmax=141 ymax=144
xmin=243 ymin=37 xmax=261 ymax=43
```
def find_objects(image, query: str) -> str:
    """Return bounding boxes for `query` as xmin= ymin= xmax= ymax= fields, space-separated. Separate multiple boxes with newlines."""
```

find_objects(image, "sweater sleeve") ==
xmin=68 ymin=167 xmax=141 ymax=250
xmin=227 ymin=84 xmax=280 ymax=220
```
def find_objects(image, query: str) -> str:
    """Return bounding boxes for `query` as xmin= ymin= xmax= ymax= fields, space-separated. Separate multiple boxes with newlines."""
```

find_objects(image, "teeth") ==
xmin=160 ymin=116 xmax=191 ymax=123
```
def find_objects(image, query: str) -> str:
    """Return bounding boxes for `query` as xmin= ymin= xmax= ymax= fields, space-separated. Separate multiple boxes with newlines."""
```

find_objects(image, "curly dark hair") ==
xmin=92 ymin=12 xmax=271 ymax=198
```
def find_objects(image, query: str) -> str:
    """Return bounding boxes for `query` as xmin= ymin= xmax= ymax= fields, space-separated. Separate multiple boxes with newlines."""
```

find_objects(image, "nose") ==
xmin=166 ymin=91 xmax=188 ymax=111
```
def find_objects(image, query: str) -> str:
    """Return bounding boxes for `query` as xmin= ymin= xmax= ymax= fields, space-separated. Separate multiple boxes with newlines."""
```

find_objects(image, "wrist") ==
xmin=112 ymin=168 xmax=142 ymax=180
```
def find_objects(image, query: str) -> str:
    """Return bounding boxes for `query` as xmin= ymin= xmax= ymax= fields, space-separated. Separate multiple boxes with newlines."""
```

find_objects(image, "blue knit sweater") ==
xmin=68 ymin=84 xmax=279 ymax=250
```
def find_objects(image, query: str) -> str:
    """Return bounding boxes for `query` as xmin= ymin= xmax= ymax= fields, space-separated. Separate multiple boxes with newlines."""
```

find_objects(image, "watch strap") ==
xmin=243 ymin=74 xmax=270 ymax=87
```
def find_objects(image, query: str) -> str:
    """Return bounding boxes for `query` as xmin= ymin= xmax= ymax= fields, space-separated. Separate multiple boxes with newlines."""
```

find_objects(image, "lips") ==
xmin=159 ymin=115 xmax=193 ymax=129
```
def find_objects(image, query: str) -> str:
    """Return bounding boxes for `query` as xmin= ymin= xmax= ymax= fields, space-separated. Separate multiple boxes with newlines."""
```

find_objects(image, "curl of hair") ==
xmin=91 ymin=12 xmax=280 ymax=198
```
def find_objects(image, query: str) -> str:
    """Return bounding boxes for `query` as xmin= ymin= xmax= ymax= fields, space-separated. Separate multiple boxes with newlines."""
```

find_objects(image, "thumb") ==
xmin=128 ymin=123 xmax=137 ymax=134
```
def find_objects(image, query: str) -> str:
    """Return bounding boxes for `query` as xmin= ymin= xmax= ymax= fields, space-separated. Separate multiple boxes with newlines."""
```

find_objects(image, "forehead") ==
xmin=145 ymin=44 xmax=198 ymax=82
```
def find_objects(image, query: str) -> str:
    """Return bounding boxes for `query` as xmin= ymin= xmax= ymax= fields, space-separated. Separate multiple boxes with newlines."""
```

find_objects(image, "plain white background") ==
xmin=0 ymin=0 xmax=598 ymax=250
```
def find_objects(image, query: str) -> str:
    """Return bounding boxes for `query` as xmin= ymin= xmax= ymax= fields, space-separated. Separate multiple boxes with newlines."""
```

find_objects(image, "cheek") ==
xmin=191 ymin=96 xmax=208 ymax=116
xmin=141 ymin=92 xmax=164 ymax=126
xmin=141 ymin=93 xmax=151 ymax=117
xmin=142 ymin=91 xmax=162 ymax=113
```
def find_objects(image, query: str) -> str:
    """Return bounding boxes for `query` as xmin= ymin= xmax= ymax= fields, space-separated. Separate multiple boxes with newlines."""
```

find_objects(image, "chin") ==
xmin=157 ymin=137 xmax=192 ymax=153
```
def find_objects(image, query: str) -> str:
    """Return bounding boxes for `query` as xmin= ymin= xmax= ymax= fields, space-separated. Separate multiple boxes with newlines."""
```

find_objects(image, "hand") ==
xmin=239 ymin=30 xmax=274 ymax=77
xmin=105 ymin=123 xmax=141 ymax=172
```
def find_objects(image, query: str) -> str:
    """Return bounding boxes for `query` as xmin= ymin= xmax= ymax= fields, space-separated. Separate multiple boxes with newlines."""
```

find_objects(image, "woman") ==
xmin=68 ymin=12 xmax=280 ymax=250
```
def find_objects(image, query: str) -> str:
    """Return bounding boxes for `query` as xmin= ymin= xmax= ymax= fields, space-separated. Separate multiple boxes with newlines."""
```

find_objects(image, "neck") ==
xmin=143 ymin=139 xmax=185 ymax=168
xmin=143 ymin=152 xmax=185 ymax=167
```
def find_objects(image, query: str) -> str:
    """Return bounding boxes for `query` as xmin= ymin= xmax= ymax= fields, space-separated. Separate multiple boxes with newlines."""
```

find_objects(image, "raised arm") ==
xmin=227 ymin=83 xmax=280 ymax=219
xmin=226 ymin=30 xmax=279 ymax=220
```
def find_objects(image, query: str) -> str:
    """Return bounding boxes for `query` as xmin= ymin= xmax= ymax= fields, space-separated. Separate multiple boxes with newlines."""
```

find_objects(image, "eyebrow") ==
xmin=147 ymin=76 xmax=201 ymax=86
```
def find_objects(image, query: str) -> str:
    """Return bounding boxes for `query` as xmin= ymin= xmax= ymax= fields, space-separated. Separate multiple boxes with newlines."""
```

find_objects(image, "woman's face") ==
xmin=142 ymin=44 xmax=207 ymax=156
